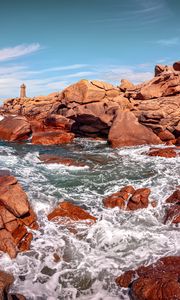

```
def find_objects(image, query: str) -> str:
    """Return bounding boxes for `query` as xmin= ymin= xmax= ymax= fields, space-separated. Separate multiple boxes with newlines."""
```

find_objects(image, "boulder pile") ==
xmin=1 ymin=61 xmax=179 ymax=147
xmin=0 ymin=170 xmax=38 ymax=258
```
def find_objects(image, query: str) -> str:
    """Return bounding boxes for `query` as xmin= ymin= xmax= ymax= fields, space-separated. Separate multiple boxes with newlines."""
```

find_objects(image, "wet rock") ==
xmin=48 ymin=201 xmax=96 ymax=223
xmin=147 ymin=147 xmax=178 ymax=158
xmin=108 ymin=110 xmax=161 ymax=148
xmin=0 ymin=115 xmax=31 ymax=142
xmin=116 ymin=256 xmax=180 ymax=300
xmin=39 ymin=154 xmax=86 ymax=167
xmin=103 ymin=186 xmax=151 ymax=211
xmin=0 ymin=270 xmax=26 ymax=299
xmin=165 ymin=205 xmax=180 ymax=224
xmin=0 ymin=172 xmax=38 ymax=258
xmin=166 ymin=189 xmax=180 ymax=204
xmin=164 ymin=189 xmax=180 ymax=224
xmin=32 ymin=131 xmax=75 ymax=145
xmin=157 ymin=129 xmax=175 ymax=141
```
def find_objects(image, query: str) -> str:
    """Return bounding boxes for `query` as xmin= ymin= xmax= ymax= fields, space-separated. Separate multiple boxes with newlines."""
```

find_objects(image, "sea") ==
xmin=0 ymin=138 xmax=179 ymax=300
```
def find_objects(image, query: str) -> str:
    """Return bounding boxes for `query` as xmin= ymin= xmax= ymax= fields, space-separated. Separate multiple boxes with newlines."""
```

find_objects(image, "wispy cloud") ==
xmin=0 ymin=43 xmax=41 ymax=62
xmin=156 ymin=37 xmax=180 ymax=46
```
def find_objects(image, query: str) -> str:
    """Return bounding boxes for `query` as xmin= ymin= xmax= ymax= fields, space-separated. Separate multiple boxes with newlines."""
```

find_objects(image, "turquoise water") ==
xmin=0 ymin=139 xmax=179 ymax=300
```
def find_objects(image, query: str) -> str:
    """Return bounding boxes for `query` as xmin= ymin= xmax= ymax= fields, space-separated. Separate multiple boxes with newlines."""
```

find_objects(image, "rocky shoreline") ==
xmin=0 ymin=61 xmax=180 ymax=300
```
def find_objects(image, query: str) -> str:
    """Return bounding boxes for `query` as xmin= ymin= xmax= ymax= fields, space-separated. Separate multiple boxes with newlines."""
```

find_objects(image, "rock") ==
xmin=0 ymin=174 xmax=29 ymax=217
xmin=164 ymin=189 xmax=180 ymax=224
xmin=165 ymin=205 xmax=180 ymax=224
xmin=147 ymin=147 xmax=178 ymax=158
xmin=0 ymin=270 xmax=14 ymax=299
xmin=0 ymin=116 xmax=31 ymax=142
xmin=32 ymin=131 xmax=75 ymax=145
xmin=63 ymin=80 xmax=117 ymax=104
xmin=116 ymin=256 xmax=180 ymax=300
xmin=173 ymin=61 xmax=180 ymax=71
xmin=0 ymin=229 xmax=17 ymax=258
xmin=44 ymin=114 xmax=73 ymax=131
xmin=48 ymin=201 xmax=96 ymax=223
xmin=154 ymin=64 xmax=174 ymax=76
xmin=134 ymin=95 xmax=180 ymax=134
xmin=39 ymin=154 xmax=85 ymax=167
xmin=119 ymin=79 xmax=134 ymax=91
xmin=157 ymin=129 xmax=175 ymax=141
xmin=0 ymin=270 xmax=26 ymax=299
xmin=103 ymin=186 xmax=150 ymax=211
xmin=135 ymin=72 xmax=180 ymax=100
xmin=0 ymin=172 xmax=38 ymax=258
xmin=166 ymin=189 xmax=180 ymax=204
xmin=108 ymin=110 xmax=162 ymax=148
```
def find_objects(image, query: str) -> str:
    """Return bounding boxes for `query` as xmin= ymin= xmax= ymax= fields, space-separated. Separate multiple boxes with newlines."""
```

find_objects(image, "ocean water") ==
xmin=0 ymin=138 xmax=179 ymax=300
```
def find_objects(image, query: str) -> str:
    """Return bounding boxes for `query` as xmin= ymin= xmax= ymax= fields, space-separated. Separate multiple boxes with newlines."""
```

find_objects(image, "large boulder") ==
xmin=108 ymin=110 xmax=162 ymax=148
xmin=164 ymin=189 xmax=180 ymax=224
xmin=0 ymin=115 xmax=31 ymax=141
xmin=116 ymin=256 xmax=180 ymax=300
xmin=0 ymin=171 xmax=38 ymax=258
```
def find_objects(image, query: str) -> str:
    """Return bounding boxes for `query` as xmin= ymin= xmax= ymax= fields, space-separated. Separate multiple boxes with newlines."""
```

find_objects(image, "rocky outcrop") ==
xmin=0 ymin=115 xmax=31 ymax=142
xmin=147 ymin=147 xmax=179 ymax=158
xmin=48 ymin=201 xmax=96 ymax=223
xmin=2 ymin=62 xmax=180 ymax=147
xmin=0 ymin=270 xmax=26 ymax=299
xmin=108 ymin=110 xmax=161 ymax=148
xmin=165 ymin=189 xmax=180 ymax=224
xmin=39 ymin=154 xmax=85 ymax=167
xmin=103 ymin=185 xmax=151 ymax=210
xmin=116 ymin=256 xmax=180 ymax=300
xmin=133 ymin=95 xmax=180 ymax=136
xmin=0 ymin=171 xmax=38 ymax=258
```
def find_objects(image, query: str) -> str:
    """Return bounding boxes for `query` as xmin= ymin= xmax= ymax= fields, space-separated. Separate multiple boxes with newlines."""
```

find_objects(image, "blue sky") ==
xmin=0 ymin=0 xmax=180 ymax=98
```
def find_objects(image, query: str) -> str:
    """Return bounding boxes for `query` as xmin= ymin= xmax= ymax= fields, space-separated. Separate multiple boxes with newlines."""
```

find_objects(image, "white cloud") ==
xmin=94 ymin=66 xmax=153 ymax=84
xmin=0 ymin=43 xmax=41 ymax=62
xmin=156 ymin=37 xmax=179 ymax=46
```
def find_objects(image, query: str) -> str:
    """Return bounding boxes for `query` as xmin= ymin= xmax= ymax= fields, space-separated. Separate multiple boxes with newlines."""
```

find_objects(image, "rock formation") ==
xmin=1 ymin=61 xmax=180 ymax=147
xmin=0 ymin=170 xmax=38 ymax=258
xmin=116 ymin=256 xmax=180 ymax=300
xmin=103 ymin=185 xmax=152 ymax=210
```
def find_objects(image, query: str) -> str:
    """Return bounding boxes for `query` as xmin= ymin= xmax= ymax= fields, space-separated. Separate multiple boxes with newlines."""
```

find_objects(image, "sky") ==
xmin=0 ymin=0 xmax=180 ymax=99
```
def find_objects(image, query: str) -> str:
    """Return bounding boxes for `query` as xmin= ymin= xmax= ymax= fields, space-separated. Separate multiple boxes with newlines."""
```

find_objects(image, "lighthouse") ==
xmin=20 ymin=83 xmax=26 ymax=98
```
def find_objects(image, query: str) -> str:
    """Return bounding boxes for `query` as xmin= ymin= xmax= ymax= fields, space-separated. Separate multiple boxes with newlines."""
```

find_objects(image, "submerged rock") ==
xmin=103 ymin=185 xmax=151 ymax=211
xmin=0 ymin=171 xmax=38 ymax=258
xmin=147 ymin=147 xmax=178 ymax=158
xmin=116 ymin=256 xmax=180 ymax=300
xmin=39 ymin=154 xmax=86 ymax=167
